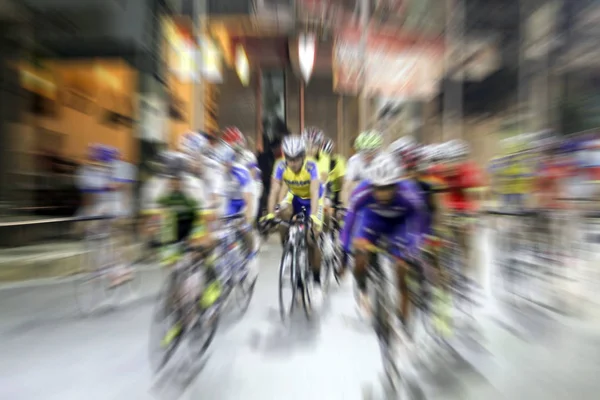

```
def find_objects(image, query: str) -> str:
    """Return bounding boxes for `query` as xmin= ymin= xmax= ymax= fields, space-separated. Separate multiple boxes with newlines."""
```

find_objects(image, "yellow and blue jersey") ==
xmin=273 ymin=159 xmax=319 ymax=199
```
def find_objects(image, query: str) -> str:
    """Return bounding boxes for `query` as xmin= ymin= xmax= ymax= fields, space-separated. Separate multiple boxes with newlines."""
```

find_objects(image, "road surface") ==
xmin=1 ymin=226 xmax=600 ymax=400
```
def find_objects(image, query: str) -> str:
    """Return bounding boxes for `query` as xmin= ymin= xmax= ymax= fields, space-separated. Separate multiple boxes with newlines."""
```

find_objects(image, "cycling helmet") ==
xmin=239 ymin=149 xmax=258 ymax=167
xmin=301 ymin=127 xmax=325 ymax=147
xmin=157 ymin=151 xmax=188 ymax=178
xmin=367 ymin=151 xmax=403 ymax=186
xmin=388 ymin=136 xmax=416 ymax=158
xmin=215 ymin=143 xmax=237 ymax=164
xmin=321 ymin=138 xmax=334 ymax=155
xmin=447 ymin=139 xmax=469 ymax=159
xmin=179 ymin=131 xmax=208 ymax=156
xmin=282 ymin=135 xmax=306 ymax=158
xmin=222 ymin=126 xmax=246 ymax=149
xmin=355 ymin=130 xmax=384 ymax=151
xmin=89 ymin=144 xmax=115 ymax=164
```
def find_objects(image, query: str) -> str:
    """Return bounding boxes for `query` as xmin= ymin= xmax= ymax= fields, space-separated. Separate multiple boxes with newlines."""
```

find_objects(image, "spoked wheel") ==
xmin=149 ymin=279 xmax=184 ymax=373
xmin=188 ymin=305 xmax=221 ymax=360
xmin=73 ymin=269 xmax=109 ymax=315
xmin=320 ymin=235 xmax=335 ymax=294
xmin=278 ymin=243 xmax=297 ymax=321
xmin=74 ymin=240 xmax=118 ymax=315
xmin=299 ymin=247 xmax=313 ymax=318
xmin=374 ymin=285 xmax=401 ymax=393
xmin=234 ymin=272 xmax=258 ymax=316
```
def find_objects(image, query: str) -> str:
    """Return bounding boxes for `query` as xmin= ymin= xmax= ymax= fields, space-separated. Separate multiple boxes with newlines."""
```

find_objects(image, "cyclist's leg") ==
xmin=277 ymin=192 xmax=294 ymax=244
xmin=300 ymin=196 xmax=324 ymax=282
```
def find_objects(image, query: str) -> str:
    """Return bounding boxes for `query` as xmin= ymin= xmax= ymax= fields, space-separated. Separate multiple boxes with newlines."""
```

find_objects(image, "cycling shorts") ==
xmin=226 ymin=199 xmax=246 ymax=216
xmin=282 ymin=191 xmax=324 ymax=226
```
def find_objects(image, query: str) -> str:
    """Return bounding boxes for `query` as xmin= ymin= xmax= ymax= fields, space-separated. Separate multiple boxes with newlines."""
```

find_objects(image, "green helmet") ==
xmin=355 ymin=130 xmax=383 ymax=151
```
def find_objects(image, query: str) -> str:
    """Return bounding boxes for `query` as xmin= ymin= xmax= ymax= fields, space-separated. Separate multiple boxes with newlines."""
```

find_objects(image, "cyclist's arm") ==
xmin=268 ymin=161 xmax=285 ymax=214
xmin=340 ymin=182 xmax=371 ymax=251
xmin=238 ymin=166 xmax=255 ymax=224
xmin=308 ymin=162 xmax=320 ymax=220
xmin=278 ymin=182 xmax=289 ymax=203
xmin=402 ymin=184 xmax=426 ymax=254
xmin=317 ymin=154 xmax=330 ymax=184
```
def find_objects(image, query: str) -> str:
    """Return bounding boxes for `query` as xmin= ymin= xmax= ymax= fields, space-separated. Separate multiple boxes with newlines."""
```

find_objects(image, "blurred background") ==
xmin=0 ymin=0 xmax=597 ymax=223
xmin=2 ymin=1 xmax=600 ymax=398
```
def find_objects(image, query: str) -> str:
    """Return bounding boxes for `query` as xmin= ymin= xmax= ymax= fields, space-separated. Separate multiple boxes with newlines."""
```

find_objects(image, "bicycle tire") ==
xmin=374 ymin=275 xmax=400 ymax=391
xmin=234 ymin=273 xmax=258 ymax=315
xmin=149 ymin=278 xmax=184 ymax=373
xmin=279 ymin=242 xmax=297 ymax=321
xmin=188 ymin=305 xmax=221 ymax=360
xmin=299 ymin=244 xmax=312 ymax=319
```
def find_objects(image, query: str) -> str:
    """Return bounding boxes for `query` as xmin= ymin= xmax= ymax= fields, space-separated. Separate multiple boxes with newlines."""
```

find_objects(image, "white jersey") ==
xmin=110 ymin=160 xmax=137 ymax=217
xmin=346 ymin=153 xmax=367 ymax=182
xmin=224 ymin=163 xmax=253 ymax=201
xmin=75 ymin=164 xmax=112 ymax=216
xmin=201 ymin=155 xmax=227 ymax=216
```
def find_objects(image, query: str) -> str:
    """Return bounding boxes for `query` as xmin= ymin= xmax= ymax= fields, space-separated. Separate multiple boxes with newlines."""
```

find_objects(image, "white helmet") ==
xmin=388 ymin=136 xmax=416 ymax=157
xmin=215 ymin=143 xmax=237 ymax=164
xmin=447 ymin=139 xmax=469 ymax=158
xmin=179 ymin=131 xmax=208 ymax=156
xmin=282 ymin=135 xmax=306 ymax=158
xmin=367 ymin=151 xmax=404 ymax=186
xmin=239 ymin=149 xmax=258 ymax=166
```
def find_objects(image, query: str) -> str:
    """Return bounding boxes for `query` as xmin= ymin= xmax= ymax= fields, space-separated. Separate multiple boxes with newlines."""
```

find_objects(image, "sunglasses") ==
xmin=285 ymin=156 xmax=303 ymax=164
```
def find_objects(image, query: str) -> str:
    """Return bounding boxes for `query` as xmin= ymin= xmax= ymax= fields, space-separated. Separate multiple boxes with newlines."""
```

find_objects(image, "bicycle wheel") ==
xmin=74 ymin=236 xmax=112 ymax=315
xmin=279 ymin=243 xmax=297 ymax=321
xmin=149 ymin=276 xmax=183 ymax=373
xmin=320 ymin=234 xmax=335 ymax=293
xmin=299 ymin=245 xmax=313 ymax=318
xmin=234 ymin=268 xmax=258 ymax=316
xmin=373 ymin=275 xmax=400 ymax=392
xmin=188 ymin=304 xmax=221 ymax=360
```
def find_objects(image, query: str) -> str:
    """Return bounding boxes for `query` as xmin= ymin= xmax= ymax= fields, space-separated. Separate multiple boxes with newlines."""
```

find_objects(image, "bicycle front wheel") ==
xmin=279 ymin=243 xmax=297 ymax=321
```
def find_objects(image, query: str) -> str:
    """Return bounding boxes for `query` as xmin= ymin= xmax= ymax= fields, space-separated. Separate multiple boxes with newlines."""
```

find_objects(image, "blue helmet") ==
xmin=89 ymin=144 xmax=115 ymax=163
xmin=216 ymin=143 xmax=237 ymax=164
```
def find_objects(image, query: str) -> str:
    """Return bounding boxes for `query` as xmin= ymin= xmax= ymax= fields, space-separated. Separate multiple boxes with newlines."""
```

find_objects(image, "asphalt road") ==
xmin=1 ymin=227 xmax=600 ymax=400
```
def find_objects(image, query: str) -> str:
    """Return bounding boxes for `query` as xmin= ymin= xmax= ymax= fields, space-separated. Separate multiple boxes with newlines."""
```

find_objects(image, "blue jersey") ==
xmin=341 ymin=180 xmax=424 ymax=254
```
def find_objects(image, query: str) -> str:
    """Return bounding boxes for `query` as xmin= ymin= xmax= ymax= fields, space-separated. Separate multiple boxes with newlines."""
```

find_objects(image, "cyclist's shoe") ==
xmin=161 ymin=323 xmax=182 ymax=348
xmin=199 ymin=281 xmax=222 ymax=309
xmin=356 ymin=291 xmax=371 ymax=320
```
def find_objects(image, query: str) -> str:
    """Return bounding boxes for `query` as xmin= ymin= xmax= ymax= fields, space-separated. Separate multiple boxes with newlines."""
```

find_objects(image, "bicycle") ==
xmin=261 ymin=206 xmax=315 ymax=321
xmin=363 ymin=237 xmax=425 ymax=398
xmin=149 ymin=213 xmax=256 ymax=374
xmin=73 ymin=214 xmax=141 ymax=315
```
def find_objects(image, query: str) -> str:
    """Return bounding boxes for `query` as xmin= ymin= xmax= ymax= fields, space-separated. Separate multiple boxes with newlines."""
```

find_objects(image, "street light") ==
xmin=298 ymin=32 xmax=316 ymax=83
xmin=235 ymin=44 xmax=250 ymax=87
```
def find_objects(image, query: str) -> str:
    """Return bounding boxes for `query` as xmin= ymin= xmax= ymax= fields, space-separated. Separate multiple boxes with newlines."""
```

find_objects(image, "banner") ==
xmin=333 ymin=28 xmax=444 ymax=98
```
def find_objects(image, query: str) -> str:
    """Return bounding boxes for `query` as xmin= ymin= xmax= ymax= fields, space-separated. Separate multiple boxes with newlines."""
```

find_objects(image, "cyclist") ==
xmin=322 ymin=138 xmax=347 ymax=223
xmin=403 ymin=144 xmax=452 ymax=334
xmin=76 ymin=145 xmax=119 ymax=217
xmin=217 ymin=144 xmax=257 ymax=262
xmin=439 ymin=140 xmax=484 ymax=307
xmin=222 ymin=126 xmax=247 ymax=152
xmin=342 ymin=130 xmax=384 ymax=206
xmin=340 ymin=151 xmax=424 ymax=330
xmin=239 ymin=149 xmax=263 ymax=222
xmin=145 ymin=151 xmax=222 ymax=346
xmin=142 ymin=151 xmax=215 ymax=263
xmin=264 ymin=135 xmax=325 ymax=304
xmin=302 ymin=126 xmax=330 ymax=184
